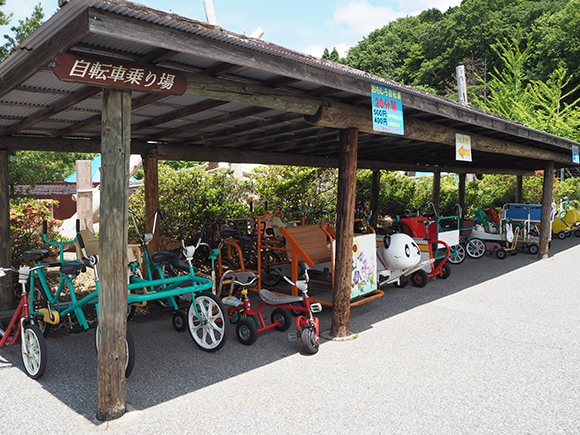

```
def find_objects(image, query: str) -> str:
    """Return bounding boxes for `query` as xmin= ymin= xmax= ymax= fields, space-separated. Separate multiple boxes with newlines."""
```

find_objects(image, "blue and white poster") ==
xmin=573 ymin=145 xmax=579 ymax=164
xmin=371 ymin=83 xmax=404 ymax=135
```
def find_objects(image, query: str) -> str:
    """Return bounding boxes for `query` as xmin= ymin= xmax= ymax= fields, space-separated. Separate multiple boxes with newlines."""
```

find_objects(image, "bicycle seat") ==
xmin=23 ymin=249 xmax=50 ymax=262
xmin=151 ymin=251 xmax=191 ymax=272
xmin=259 ymin=289 xmax=304 ymax=305
xmin=60 ymin=262 xmax=87 ymax=275
xmin=220 ymin=228 xmax=238 ymax=239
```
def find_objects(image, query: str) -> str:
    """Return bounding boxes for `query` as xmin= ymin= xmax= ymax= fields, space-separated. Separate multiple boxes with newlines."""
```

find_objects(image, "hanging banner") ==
xmin=371 ymin=83 xmax=404 ymax=135
xmin=456 ymin=133 xmax=472 ymax=162
xmin=53 ymin=52 xmax=187 ymax=95
xmin=573 ymin=145 xmax=579 ymax=164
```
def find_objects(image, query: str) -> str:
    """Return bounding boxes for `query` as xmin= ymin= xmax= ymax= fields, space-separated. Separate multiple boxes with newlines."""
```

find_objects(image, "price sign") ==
xmin=371 ymin=83 xmax=404 ymax=135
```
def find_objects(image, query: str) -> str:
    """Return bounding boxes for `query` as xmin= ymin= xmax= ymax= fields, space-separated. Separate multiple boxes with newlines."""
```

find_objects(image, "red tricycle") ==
xmin=234 ymin=270 xmax=322 ymax=354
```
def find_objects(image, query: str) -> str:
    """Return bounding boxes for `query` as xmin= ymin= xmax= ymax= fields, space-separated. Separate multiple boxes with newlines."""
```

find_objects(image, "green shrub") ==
xmin=10 ymin=199 xmax=61 ymax=266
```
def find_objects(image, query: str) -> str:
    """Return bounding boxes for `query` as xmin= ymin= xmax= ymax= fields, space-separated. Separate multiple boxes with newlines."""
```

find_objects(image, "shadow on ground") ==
xmin=1 ymin=235 xmax=578 ymax=417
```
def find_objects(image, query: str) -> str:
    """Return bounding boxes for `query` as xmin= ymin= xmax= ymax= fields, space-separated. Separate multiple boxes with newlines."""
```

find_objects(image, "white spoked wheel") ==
xmin=465 ymin=238 xmax=486 ymax=258
xmin=448 ymin=244 xmax=466 ymax=264
xmin=21 ymin=324 xmax=47 ymax=379
xmin=188 ymin=292 xmax=229 ymax=352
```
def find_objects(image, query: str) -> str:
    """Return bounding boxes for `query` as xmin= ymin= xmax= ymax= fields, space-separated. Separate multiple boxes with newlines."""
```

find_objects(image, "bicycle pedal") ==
xmin=310 ymin=303 xmax=323 ymax=313
xmin=287 ymin=332 xmax=298 ymax=342
xmin=67 ymin=324 xmax=87 ymax=334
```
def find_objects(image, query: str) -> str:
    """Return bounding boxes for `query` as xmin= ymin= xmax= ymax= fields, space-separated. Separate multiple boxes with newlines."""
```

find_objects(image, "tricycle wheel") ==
xmin=496 ymin=248 xmax=507 ymax=260
xmin=465 ymin=238 xmax=486 ymax=258
xmin=437 ymin=262 xmax=451 ymax=279
xmin=301 ymin=327 xmax=319 ymax=355
xmin=21 ymin=324 xmax=47 ymax=379
xmin=448 ymin=244 xmax=466 ymax=264
xmin=557 ymin=231 xmax=567 ymax=240
xmin=172 ymin=310 xmax=187 ymax=332
xmin=236 ymin=318 xmax=258 ymax=345
xmin=290 ymin=300 xmax=306 ymax=316
xmin=528 ymin=244 xmax=539 ymax=255
xmin=574 ymin=229 xmax=580 ymax=238
xmin=411 ymin=270 xmax=429 ymax=288
xmin=271 ymin=308 xmax=293 ymax=331
xmin=188 ymin=292 xmax=229 ymax=352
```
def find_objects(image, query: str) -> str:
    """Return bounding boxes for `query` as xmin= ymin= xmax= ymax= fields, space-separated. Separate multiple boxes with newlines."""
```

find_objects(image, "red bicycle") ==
xmin=0 ymin=261 xmax=49 ymax=379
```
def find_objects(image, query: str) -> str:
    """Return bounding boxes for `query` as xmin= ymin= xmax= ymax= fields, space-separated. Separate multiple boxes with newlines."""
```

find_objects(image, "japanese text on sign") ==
xmin=371 ymin=84 xmax=404 ymax=135
xmin=53 ymin=53 xmax=187 ymax=95
xmin=455 ymin=133 xmax=472 ymax=162
xmin=573 ymin=145 xmax=579 ymax=164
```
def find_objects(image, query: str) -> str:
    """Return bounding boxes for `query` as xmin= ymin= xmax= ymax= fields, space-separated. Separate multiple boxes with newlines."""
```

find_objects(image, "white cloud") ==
xmin=333 ymin=0 xmax=408 ymax=36
xmin=333 ymin=0 xmax=462 ymax=37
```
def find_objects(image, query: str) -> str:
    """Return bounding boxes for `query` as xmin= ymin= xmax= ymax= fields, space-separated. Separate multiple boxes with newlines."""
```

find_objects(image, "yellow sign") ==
xmin=456 ymin=133 xmax=472 ymax=162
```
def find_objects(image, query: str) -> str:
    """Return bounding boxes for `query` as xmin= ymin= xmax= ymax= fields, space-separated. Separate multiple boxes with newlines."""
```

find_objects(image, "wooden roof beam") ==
xmin=305 ymin=103 xmax=575 ymax=165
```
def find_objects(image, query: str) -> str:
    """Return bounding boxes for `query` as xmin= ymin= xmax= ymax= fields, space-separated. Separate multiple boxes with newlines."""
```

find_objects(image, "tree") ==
xmin=8 ymin=151 xmax=97 ymax=196
xmin=472 ymin=27 xmax=580 ymax=141
xmin=0 ymin=3 xmax=44 ymax=61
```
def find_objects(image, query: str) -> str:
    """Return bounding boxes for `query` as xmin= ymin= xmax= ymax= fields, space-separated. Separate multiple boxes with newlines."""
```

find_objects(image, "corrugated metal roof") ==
xmin=0 ymin=0 xmax=575 ymax=174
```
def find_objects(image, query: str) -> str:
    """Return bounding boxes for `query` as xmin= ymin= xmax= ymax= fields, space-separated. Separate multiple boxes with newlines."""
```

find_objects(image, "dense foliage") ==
xmin=9 ymin=199 xmax=61 ymax=266
xmin=338 ymin=0 xmax=579 ymax=102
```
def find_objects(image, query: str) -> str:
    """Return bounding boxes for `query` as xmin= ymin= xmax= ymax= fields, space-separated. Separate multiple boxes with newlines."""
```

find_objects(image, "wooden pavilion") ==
xmin=0 ymin=0 xmax=578 ymax=420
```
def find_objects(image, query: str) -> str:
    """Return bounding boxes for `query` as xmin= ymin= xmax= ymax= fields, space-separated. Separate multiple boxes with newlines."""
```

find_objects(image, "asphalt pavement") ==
xmin=1 ymin=236 xmax=580 ymax=434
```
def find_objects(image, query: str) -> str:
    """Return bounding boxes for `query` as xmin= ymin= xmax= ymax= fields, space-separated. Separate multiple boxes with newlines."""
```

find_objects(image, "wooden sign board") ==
xmin=53 ymin=52 xmax=187 ymax=95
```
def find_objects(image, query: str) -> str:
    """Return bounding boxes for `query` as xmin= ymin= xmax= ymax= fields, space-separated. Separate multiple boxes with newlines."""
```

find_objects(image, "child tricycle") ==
xmin=234 ymin=270 xmax=322 ymax=354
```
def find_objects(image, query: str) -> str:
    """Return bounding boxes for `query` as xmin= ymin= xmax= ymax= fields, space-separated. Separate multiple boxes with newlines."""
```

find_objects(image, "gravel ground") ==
xmin=1 ymin=236 xmax=579 ymax=434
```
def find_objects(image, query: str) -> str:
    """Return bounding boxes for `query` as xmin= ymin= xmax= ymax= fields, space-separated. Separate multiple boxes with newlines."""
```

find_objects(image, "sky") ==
xmin=1 ymin=0 xmax=462 ymax=58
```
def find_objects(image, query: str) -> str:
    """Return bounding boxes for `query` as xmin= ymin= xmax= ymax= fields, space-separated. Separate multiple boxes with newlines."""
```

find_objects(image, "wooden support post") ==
xmin=76 ymin=160 xmax=93 ymax=232
xmin=458 ymin=173 xmax=466 ymax=218
xmin=144 ymin=157 xmax=160 ymax=253
xmin=370 ymin=170 xmax=381 ymax=228
xmin=331 ymin=128 xmax=358 ymax=338
xmin=516 ymin=175 xmax=523 ymax=203
xmin=538 ymin=161 xmax=554 ymax=259
xmin=0 ymin=149 xmax=11 ymax=311
xmin=432 ymin=172 xmax=441 ymax=214
xmin=96 ymin=89 xmax=131 ymax=421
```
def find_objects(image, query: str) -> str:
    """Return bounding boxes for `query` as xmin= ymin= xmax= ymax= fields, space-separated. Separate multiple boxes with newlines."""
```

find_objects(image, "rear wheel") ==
xmin=271 ymin=308 xmax=292 ymax=331
xmin=528 ymin=244 xmax=539 ymax=255
xmin=448 ymin=244 xmax=466 ymax=264
xmin=172 ymin=310 xmax=187 ymax=332
xmin=557 ymin=231 xmax=567 ymax=240
xmin=465 ymin=238 xmax=486 ymax=258
xmin=496 ymin=248 xmax=507 ymax=260
xmin=411 ymin=270 xmax=429 ymax=288
xmin=21 ymin=324 xmax=47 ymax=379
xmin=437 ymin=262 xmax=451 ymax=279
